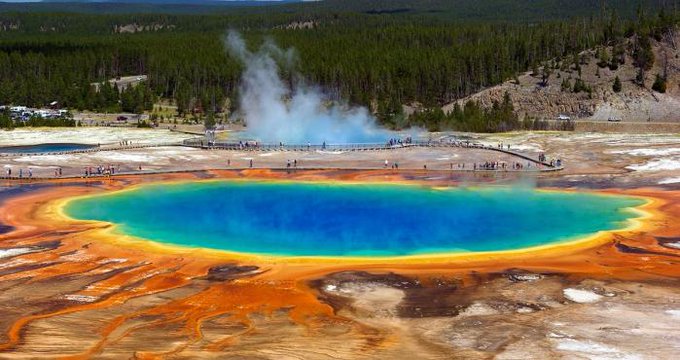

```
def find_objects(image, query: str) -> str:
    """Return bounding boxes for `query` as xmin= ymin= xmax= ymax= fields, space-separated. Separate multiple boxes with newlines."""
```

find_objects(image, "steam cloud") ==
xmin=226 ymin=31 xmax=390 ymax=144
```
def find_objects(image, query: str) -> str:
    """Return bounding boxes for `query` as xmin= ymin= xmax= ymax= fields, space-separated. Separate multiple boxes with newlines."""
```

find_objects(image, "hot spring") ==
xmin=0 ymin=143 xmax=97 ymax=154
xmin=64 ymin=181 xmax=645 ymax=257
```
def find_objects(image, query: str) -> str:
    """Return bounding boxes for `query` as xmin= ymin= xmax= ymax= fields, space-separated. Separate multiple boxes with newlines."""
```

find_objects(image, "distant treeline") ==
xmin=407 ymin=93 xmax=575 ymax=132
xmin=0 ymin=0 xmax=669 ymax=20
xmin=0 ymin=1 xmax=677 ymax=132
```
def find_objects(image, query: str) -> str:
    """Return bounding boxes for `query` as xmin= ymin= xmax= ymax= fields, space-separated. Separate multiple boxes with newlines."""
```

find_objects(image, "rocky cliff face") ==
xmin=444 ymin=31 xmax=680 ymax=123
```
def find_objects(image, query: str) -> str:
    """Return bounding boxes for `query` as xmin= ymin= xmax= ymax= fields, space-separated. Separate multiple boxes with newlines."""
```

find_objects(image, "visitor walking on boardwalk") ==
xmin=249 ymin=159 xmax=253 ymax=168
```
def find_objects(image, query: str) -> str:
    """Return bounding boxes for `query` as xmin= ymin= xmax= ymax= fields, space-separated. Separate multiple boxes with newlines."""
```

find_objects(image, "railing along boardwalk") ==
xmin=182 ymin=139 xmax=560 ymax=169
xmin=0 ymin=139 xmax=563 ymax=179
xmin=0 ymin=164 xmax=562 ymax=181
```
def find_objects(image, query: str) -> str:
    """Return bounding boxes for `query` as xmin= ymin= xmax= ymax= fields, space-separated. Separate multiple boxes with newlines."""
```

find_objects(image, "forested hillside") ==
xmin=0 ymin=0 xmax=678 ymax=131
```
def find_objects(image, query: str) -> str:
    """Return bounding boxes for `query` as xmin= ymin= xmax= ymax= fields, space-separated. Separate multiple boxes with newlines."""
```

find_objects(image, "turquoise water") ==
xmin=65 ymin=181 xmax=644 ymax=257
xmin=0 ymin=143 xmax=96 ymax=154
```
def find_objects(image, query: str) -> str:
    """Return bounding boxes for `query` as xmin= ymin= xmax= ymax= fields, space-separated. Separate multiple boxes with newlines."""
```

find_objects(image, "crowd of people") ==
xmin=236 ymin=156 xmax=555 ymax=171
xmin=550 ymin=159 xmax=562 ymax=167
xmin=445 ymin=161 xmax=533 ymax=171
xmin=238 ymin=140 xmax=258 ymax=149
xmin=3 ymin=166 xmax=68 ymax=179
xmin=383 ymin=159 xmax=401 ymax=169
xmin=494 ymin=142 xmax=512 ymax=151
xmin=4 ymin=166 xmax=32 ymax=179
xmin=445 ymin=159 xmax=560 ymax=171
xmin=2 ymin=164 xmax=132 ymax=179
xmin=84 ymin=165 xmax=118 ymax=177
xmin=386 ymin=137 xmax=413 ymax=147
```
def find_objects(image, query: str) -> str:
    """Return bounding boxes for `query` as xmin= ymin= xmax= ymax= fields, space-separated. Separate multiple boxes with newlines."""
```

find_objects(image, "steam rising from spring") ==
xmin=226 ymin=31 xmax=389 ymax=144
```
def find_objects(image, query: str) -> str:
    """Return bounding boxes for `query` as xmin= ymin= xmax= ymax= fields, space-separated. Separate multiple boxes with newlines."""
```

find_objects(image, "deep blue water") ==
xmin=0 ymin=143 xmax=97 ymax=154
xmin=65 ymin=181 xmax=644 ymax=257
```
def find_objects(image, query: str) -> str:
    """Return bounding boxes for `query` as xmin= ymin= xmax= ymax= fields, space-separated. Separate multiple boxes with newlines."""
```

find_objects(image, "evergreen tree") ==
xmin=613 ymin=76 xmax=623 ymax=93
xmin=652 ymin=74 xmax=667 ymax=93
xmin=636 ymin=68 xmax=646 ymax=86
xmin=561 ymin=78 xmax=572 ymax=92
xmin=204 ymin=112 xmax=216 ymax=130
xmin=541 ymin=64 xmax=552 ymax=86
xmin=0 ymin=113 xmax=13 ymax=129
xmin=634 ymin=35 xmax=655 ymax=70
xmin=0 ymin=4 xmax=676 ymax=132
xmin=597 ymin=47 xmax=611 ymax=68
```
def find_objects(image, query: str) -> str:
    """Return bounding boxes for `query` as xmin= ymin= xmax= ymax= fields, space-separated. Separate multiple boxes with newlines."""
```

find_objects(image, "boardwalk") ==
xmin=0 ymin=138 xmax=563 ymax=180
xmin=182 ymin=139 xmax=560 ymax=169
xmin=0 ymin=164 xmax=563 ymax=181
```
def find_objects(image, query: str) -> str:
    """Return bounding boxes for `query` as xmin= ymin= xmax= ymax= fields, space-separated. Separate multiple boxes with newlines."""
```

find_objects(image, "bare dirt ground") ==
xmin=0 ymin=128 xmax=554 ymax=178
xmin=0 ymin=127 xmax=679 ymax=359
xmin=1 ymin=145 xmax=540 ymax=178
xmin=5 ymin=128 xmax=679 ymax=186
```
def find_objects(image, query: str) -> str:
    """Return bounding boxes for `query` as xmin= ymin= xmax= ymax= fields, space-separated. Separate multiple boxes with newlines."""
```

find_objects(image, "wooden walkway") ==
xmin=182 ymin=139 xmax=560 ymax=169
xmin=0 ymin=139 xmax=563 ymax=178
xmin=0 ymin=164 xmax=563 ymax=181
